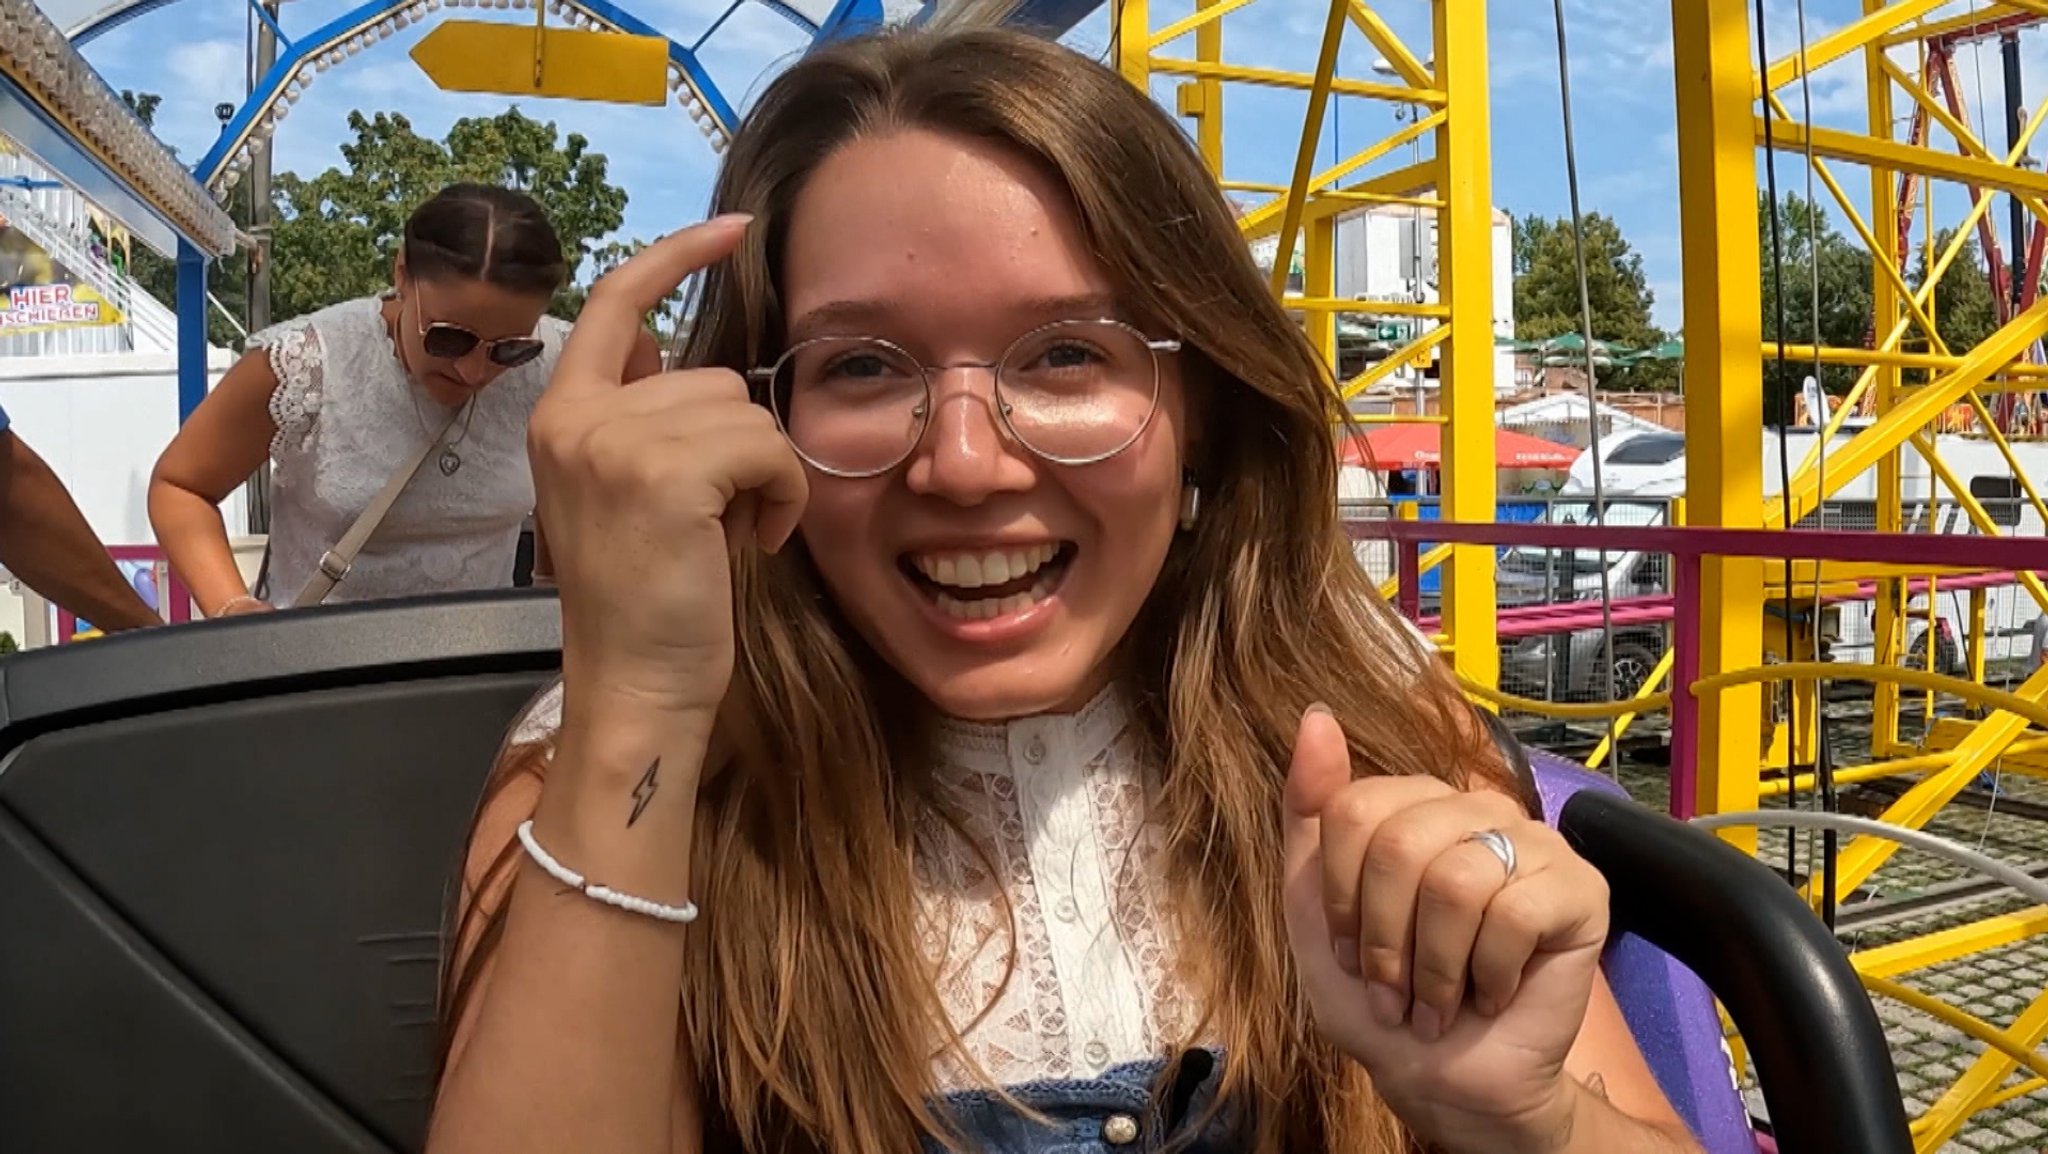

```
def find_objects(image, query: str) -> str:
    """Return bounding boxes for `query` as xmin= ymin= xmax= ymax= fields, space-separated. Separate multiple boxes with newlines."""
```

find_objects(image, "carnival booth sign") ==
xmin=0 ymin=279 xmax=124 ymax=334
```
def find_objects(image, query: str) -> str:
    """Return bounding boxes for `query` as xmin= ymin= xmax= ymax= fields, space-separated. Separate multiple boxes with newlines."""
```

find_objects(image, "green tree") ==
xmin=1511 ymin=214 xmax=1553 ymax=281
xmin=1511 ymin=212 xmax=1672 ymax=389
xmin=556 ymin=237 xmax=687 ymax=341
xmin=267 ymin=108 xmax=630 ymax=324
xmin=120 ymin=91 xmax=162 ymax=131
xmin=1757 ymin=192 xmax=1874 ymax=421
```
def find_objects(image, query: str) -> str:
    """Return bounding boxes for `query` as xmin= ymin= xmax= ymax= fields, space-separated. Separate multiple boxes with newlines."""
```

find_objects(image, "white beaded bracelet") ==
xmin=515 ymin=820 xmax=700 ymax=924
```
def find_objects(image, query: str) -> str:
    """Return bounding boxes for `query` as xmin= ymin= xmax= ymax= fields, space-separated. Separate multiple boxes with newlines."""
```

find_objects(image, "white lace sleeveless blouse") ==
xmin=916 ymin=686 xmax=1201 ymax=1089
xmin=246 ymin=296 xmax=571 ymax=606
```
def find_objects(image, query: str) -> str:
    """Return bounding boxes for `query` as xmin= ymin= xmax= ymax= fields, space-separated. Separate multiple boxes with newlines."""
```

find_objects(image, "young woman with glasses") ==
xmin=428 ymin=28 xmax=1703 ymax=1154
xmin=150 ymin=182 xmax=661 ymax=615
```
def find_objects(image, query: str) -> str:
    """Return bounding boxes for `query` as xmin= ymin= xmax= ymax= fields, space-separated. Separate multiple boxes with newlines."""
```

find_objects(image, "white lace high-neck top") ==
xmin=510 ymin=682 xmax=1198 ymax=1089
xmin=247 ymin=296 xmax=571 ymax=607
xmin=914 ymin=685 xmax=1199 ymax=1089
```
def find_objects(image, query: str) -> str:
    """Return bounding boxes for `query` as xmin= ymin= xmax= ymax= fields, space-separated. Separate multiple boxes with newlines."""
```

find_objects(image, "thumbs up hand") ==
xmin=1281 ymin=705 xmax=1611 ymax=1154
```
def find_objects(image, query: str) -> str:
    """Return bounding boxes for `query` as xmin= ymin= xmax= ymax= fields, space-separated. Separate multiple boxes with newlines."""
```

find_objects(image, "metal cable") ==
xmin=1548 ymin=0 xmax=1621 ymax=776
xmin=1753 ymin=0 xmax=1807 ymax=897
xmin=1792 ymin=0 xmax=1839 ymax=929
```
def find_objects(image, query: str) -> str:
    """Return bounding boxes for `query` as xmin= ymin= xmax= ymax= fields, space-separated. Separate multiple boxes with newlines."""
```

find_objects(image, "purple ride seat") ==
xmin=1525 ymin=748 xmax=1758 ymax=1154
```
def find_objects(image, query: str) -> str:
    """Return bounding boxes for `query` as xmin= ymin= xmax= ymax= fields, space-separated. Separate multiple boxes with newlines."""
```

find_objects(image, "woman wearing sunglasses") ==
xmin=151 ymin=182 xmax=660 ymax=615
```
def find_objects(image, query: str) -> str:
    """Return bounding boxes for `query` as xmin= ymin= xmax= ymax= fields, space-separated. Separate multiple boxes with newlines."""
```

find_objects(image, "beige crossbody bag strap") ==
xmin=292 ymin=404 xmax=466 ymax=608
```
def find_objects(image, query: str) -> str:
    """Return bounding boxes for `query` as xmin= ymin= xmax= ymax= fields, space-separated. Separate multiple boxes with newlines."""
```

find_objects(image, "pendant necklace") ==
xmin=388 ymin=295 xmax=476 ymax=476
xmin=429 ymin=398 xmax=478 ymax=476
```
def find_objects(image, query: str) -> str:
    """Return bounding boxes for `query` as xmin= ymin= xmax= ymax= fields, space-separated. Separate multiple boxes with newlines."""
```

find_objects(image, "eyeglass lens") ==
xmin=421 ymin=323 xmax=546 ymax=367
xmin=769 ymin=320 xmax=1160 ymax=474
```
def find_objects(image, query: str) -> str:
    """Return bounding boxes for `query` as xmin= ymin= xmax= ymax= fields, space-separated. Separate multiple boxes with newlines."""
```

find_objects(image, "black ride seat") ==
xmin=0 ymin=591 xmax=559 ymax=1153
xmin=0 ymin=592 xmax=1910 ymax=1153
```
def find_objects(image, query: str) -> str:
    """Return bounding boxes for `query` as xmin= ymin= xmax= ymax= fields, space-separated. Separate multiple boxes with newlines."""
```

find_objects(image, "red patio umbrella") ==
xmin=1337 ymin=424 xmax=1580 ymax=469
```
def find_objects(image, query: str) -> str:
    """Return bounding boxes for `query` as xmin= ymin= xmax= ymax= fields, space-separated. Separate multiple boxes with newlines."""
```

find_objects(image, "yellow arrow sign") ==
xmin=410 ymin=20 xmax=670 ymax=106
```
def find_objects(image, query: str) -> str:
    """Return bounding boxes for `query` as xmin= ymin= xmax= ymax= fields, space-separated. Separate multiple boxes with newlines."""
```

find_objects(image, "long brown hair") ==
xmin=438 ymin=26 xmax=1505 ymax=1154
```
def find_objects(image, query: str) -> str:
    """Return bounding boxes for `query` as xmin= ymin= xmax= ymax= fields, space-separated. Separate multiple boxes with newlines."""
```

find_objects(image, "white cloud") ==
xmin=167 ymin=38 xmax=244 ymax=93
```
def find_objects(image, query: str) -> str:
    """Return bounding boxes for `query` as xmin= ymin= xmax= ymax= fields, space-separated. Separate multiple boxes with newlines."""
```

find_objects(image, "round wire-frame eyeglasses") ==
xmin=746 ymin=317 xmax=1183 ymax=479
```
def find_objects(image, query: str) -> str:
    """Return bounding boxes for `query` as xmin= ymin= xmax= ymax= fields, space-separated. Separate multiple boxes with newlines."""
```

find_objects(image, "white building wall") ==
xmin=0 ymin=350 xmax=246 ymax=641
xmin=1331 ymin=205 xmax=1516 ymax=393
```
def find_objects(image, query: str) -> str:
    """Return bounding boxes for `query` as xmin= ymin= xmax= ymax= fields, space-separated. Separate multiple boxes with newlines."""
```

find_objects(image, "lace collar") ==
xmin=929 ymin=683 xmax=1135 ymax=780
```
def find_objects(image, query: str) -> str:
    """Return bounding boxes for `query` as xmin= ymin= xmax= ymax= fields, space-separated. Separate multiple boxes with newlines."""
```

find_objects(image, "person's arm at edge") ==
xmin=425 ymin=704 xmax=709 ymax=1154
xmin=148 ymin=349 xmax=282 ymax=616
xmin=0 ymin=431 xmax=160 ymax=630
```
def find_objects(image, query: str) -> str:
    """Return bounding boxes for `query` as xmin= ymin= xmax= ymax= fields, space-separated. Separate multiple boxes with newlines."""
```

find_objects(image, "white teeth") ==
xmin=935 ymin=573 xmax=1056 ymax=621
xmin=913 ymin=543 xmax=1063 ymax=590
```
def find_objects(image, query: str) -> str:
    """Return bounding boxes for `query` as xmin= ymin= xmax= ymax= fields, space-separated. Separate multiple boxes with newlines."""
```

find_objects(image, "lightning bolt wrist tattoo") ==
xmin=628 ymin=758 xmax=660 ymax=827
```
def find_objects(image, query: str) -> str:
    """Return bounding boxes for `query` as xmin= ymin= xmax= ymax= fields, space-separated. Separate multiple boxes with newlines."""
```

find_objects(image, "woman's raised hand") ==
xmin=529 ymin=214 xmax=808 ymax=728
xmin=1281 ymin=706 xmax=1611 ymax=1154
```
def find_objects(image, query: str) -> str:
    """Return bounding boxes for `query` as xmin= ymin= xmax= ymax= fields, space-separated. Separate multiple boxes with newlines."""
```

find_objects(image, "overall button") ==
xmin=1082 ymin=1039 xmax=1110 ymax=1067
xmin=1024 ymin=735 xmax=1047 ymax=764
xmin=1102 ymin=1113 xmax=1140 ymax=1145
xmin=1054 ymin=897 xmax=1079 ymax=923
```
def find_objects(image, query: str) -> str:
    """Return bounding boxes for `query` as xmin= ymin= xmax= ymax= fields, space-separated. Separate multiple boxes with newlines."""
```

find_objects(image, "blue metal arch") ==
xmin=66 ymin=0 xmax=183 ymax=46
xmin=133 ymin=0 xmax=1098 ymax=419
xmin=191 ymin=0 xmax=747 ymax=189
xmin=68 ymin=0 xmax=825 ymax=47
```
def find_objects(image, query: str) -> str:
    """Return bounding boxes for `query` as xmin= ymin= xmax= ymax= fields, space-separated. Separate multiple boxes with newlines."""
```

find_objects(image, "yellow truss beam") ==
xmin=1781 ymin=177 xmax=2006 ymax=487
xmin=1853 ymin=906 xmax=2048 ymax=979
xmin=1761 ymin=91 xmax=1943 ymax=352
xmin=1283 ymin=297 xmax=1448 ymax=317
xmin=1757 ymin=0 xmax=1950 ymax=97
xmin=1267 ymin=0 xmax=1350 ymax=298
xmin=1761 ymin=343 xmax=2048 ymax=378
xmin=1673 ymin=0 xmax=1766 ymax=832
xmin=1346 ymin=0 xmax=1431 ymax=89
xmin=1772 ymin=120 xmax=2048 ymax=202
xmin=1435 ymin=0 xmax=1496 ymax=694
xmin=1236 ymin=112 xmax=1444 ymax=237
xmin=1916 ymin=988 xmax=2048 ymax=1147
xmin=1339 ymin=326 xmax=1448 ymax=400
xmin=1238 ymin=158 xmax=1439 ymax=240
xmin=1875 ymin=55 xmax=2048 ymax=242
xmin=1772 ymin=294 xmax=2048 ymax=530
xmin=1148 ymin=56 xmax=1439 ymax=104
xmin=1882 ymin=1 xmax=2048 ymax=47
xmin=1823 ymin=659 xmax=2048 ymax=905
xmin=1144 ymin=0 xmax=1256 ymax=51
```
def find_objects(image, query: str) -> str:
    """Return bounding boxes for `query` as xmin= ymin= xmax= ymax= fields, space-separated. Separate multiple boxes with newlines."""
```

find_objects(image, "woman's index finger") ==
xmin=553 ymin=214 xmax=752 ymax=391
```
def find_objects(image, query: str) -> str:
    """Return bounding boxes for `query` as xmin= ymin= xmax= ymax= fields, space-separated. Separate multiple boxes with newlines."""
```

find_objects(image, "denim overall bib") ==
xmin=926 ymin=1049 xmax=1241 ymax=1154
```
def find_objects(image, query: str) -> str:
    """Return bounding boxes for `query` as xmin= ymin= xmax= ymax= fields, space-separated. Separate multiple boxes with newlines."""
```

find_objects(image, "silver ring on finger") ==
xmin=1462 ymin=828 xmax=1518 ymax=881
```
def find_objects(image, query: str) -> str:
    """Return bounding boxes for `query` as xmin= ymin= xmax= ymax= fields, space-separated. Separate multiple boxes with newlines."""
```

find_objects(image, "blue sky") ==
xmin=68 ymin=0 xmax=2048 ymax=333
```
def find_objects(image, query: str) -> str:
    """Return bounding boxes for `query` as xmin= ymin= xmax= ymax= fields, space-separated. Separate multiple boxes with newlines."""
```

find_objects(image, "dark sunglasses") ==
xmin=410 ymin=286 xmax=547 ymax=368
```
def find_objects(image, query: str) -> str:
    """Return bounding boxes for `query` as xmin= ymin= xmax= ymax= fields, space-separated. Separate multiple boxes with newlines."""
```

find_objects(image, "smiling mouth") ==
xmin=902 ymin=542 xmax=1077 ymax=620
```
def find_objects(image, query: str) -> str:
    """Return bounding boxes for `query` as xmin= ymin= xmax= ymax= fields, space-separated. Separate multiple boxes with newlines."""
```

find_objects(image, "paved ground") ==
xmin=1517 ymin=697 xmax=2048 ymax=1152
